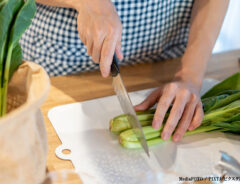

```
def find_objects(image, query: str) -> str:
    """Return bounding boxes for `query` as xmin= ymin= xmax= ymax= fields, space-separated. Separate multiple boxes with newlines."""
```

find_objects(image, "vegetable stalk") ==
xmin=119 ymin=125 xmax=226 ymax=149
xmin=110 ymin=72 xmax=240 ymax=149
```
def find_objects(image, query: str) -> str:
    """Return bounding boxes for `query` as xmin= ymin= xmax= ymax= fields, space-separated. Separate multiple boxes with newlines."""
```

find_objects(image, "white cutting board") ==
xmin=48 ymin=79 xmax=240 ymax=184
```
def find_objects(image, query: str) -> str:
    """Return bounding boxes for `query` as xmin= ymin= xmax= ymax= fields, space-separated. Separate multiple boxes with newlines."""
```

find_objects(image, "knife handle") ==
xmin=111 ymin=54 xmax=120 ymax=77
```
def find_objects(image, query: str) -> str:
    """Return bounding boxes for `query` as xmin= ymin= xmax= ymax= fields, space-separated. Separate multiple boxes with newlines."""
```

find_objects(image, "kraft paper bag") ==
xmin=0 ymin=61 xmax=50 ymax=184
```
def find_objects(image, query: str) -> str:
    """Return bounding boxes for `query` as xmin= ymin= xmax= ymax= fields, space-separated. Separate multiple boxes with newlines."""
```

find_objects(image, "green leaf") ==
xmin=7 ymin=0 xmax=36 ymax=47
xmin=215 ymin=89 xmax=240 ymax=96
xmin=202 ymin=100 xmax=240 ymax=125
xmin=202 ymin=72 xmax=240 ymax=98
xmin=214 ymin=121 xmax=240 ymax=133
xmin=0 ymin=0 xmax=23 ymax=69
xmin=202 ymin=92 xmax=240 ymax=113
xmin=229 ymin=113 xmax=240 ymax=122
xmin=0 ymin=0 xmax=7 ymax=10
xmin=202 ymin=94 xmax=229 ymax=112
xmin=9 ymin=43 xmax=22 ymax=79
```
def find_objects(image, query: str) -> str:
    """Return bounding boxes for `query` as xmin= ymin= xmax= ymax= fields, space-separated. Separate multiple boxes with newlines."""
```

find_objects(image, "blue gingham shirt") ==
xmin=20 ymin=0 xmax=193 ymax=76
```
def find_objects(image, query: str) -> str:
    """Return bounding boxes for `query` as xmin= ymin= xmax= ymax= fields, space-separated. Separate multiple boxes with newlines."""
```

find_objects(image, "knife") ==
xmin=111 ymin=54 xmax=150 ymax=157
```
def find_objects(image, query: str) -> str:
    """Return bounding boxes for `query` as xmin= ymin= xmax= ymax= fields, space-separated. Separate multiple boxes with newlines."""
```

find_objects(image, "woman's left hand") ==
xmin=134 ymin=80 xmax=204 ymax=142
xmin=133 ymin=0 xmax=229 ymax=143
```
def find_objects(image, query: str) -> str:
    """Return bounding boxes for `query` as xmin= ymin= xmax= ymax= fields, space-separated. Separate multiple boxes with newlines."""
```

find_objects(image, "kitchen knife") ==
xmin=111 ymin=54 xmax=150 ymax=157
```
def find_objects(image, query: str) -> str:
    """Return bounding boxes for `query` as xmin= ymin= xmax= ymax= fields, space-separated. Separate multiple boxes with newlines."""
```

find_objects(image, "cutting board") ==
xmin=48 ymin=79 xmax=240 ymax=184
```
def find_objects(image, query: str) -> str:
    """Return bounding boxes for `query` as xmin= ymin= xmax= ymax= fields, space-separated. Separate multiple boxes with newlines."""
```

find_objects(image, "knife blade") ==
xmin=111 ymin=54 xmax=150 ymax=157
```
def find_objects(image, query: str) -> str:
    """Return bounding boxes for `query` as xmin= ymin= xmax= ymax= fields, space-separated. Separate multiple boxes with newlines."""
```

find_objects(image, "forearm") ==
xmin=36 ymin=0 xmax=79 ymax=9
xmin=176 ymin=0 xmax=229 ymax=89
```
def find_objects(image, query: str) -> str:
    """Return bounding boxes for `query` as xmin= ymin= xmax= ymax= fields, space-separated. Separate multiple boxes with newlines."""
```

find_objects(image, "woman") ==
xmin=20 ymin=0 xmax=229 ymax=142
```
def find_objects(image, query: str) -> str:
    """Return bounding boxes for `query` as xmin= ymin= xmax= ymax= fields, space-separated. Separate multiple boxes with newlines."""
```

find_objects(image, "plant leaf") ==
xmin=214 ymin=121 xmax=240 ymax=133
xmin=202 ymin=72 xmax=240 ymax=98
xmin=7 ymin=0 xmax=36 ymax=48
xmin=202 ymin=100 xmax=240 ymax=125
xmin=229 ymin=113 xmax=240 ymax=122
xmin=0 ymin=0 xmax=7 ymax=10
xmin=9 ymin=43 xmax=22 ymax=79
xmin=0 ymin=0 xmax=23 ymax=81
xmin=203 ymin=92 xmax=240 ymax=113
xmin=202 ymin=94 xmax=229 ymax=112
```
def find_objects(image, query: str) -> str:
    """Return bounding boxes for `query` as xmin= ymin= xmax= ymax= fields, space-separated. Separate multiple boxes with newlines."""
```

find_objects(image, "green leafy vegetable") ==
xmin=202 ymin=72 xmax=240 ymax=98
xmin=0 ymin=0 xmax=24 ymax=115
xmin=9 ymin=43 xmax=22 ymax=79
xmin=202 ymin=92 xmax=240 ymax=113
xmin=110 ymin=111 xmax=155 ymax=134
xmin=0 ymin=0 xmax=36 ymax=116
xmin=119 ymin=125 xmax=225 ymax=149
xmin=110 ymin=72 xmax=240 ymax=149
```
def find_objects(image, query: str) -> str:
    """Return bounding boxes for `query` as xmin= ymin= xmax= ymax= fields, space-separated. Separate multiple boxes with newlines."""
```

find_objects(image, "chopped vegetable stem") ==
xmin=110 ymin=72 xmax=240 ymax=149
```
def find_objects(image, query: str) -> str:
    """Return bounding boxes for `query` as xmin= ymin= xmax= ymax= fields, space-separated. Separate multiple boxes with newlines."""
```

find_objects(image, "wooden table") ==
xmin=41 ymin=50 xmax=240 ymax=183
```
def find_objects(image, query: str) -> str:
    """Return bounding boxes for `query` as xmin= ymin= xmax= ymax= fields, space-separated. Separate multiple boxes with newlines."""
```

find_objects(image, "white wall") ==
xmin=213 ymin=0 xmax=240 ymax=53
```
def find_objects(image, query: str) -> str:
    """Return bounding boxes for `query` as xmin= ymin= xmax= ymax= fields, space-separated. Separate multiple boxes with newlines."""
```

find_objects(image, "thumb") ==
xmin=134 ymin=88 xmax=162 ymax=111
xmin=100 ymin=35 xmax=118 ymax=78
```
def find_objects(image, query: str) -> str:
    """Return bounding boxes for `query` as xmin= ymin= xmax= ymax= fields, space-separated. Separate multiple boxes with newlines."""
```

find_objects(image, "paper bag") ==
xmin=0 ymin=61 xmax=50 ymax=184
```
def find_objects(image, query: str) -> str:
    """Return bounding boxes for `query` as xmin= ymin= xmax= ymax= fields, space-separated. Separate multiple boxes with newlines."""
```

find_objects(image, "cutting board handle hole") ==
xmin=62 ymin=149 xmax=71 ymax=155
xmin=55 ymin=145 xmax=72 ymax=160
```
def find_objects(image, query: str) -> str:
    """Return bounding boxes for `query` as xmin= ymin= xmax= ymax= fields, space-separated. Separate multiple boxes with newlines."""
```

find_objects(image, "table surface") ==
xmin=41 ymin=50 xmax=240 ymax=183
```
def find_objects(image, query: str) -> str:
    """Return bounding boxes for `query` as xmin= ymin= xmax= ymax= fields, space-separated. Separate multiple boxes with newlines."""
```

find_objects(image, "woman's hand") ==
xmin=76 ymin=0 xmax=123 ymax=77
xmin=134 ymin=80 xmax=204 ymax=142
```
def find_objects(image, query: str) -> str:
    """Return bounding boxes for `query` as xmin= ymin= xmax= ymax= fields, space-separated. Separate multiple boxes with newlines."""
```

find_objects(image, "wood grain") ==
xmin=41 ymin=50 xmax=240 ymax=183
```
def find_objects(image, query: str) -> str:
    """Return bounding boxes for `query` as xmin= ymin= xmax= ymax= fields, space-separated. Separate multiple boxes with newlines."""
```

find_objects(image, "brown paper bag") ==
xmin=0 ymin=61 xmax=50 ymax=184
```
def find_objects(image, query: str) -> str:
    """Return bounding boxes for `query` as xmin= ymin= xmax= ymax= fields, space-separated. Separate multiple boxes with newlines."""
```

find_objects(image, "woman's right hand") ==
xmin=75 ymin=0 xmax=123 ymax=77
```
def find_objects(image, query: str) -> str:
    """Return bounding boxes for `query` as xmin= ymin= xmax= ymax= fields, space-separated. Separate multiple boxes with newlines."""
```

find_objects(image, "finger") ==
xmin=100 ymin=34 xmax=118 ymax=78
xmin=172 ymin=96 xmax=198 ymax=142
xmin=92 ymin=35 xmax=105 ymax=64
xmin=86 ymin=38 xmax=93 ymax=57
xmin=161 ymin=90 xmax=190 ymax=140
xmin=152 ymin=84 xmax=177 ymax=130
xmin=188 ymin=102 xmax=203 ymax=131
xmin=115 ymin=35 xmax=123 ymax=60
xmin=134 ymin=88 xmax=162 ymax=111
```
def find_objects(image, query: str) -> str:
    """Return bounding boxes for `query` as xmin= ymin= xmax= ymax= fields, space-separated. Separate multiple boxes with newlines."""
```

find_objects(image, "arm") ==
xmin=177 ymin=0 xmax=229 ymax=89
xmin=135 ymin=0 xmax=229 ymax=142
xmin=36 ymin=0 xmax=123 ymax=77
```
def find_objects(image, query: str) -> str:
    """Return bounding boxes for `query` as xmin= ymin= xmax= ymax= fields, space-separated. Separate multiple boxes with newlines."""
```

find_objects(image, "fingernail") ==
xmin=152 ymin=120 xmax=160 ymax=129
xmin=173 ymin=134 xmax=181 ymax=142
xmin=162 ymin=132 xmax=169 ymax=140
xmin=102 ymin=71 xmax=109 ymax=78
xmin=188 ymin=126 xmax=194 ymax=131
